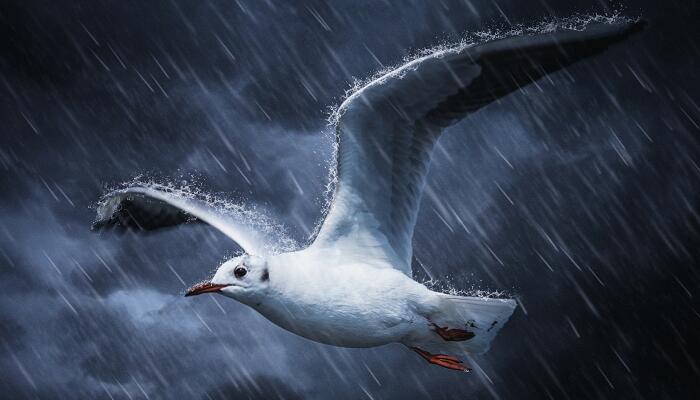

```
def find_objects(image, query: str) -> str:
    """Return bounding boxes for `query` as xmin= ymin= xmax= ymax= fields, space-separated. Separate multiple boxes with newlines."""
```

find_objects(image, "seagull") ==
xmin=94 ymin=20 xmax=644 ymax=372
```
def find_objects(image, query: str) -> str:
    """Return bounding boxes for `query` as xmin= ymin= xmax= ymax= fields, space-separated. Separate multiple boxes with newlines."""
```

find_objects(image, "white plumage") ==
xmin=94 ymin=20 xmax=644 ymax=371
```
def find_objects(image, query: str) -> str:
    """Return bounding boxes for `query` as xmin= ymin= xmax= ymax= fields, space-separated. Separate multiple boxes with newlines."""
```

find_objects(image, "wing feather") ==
xmin=93 ymin=186 xmax=279 ymax=255
xmin=311 ymin=20 xmax=645 ymax=274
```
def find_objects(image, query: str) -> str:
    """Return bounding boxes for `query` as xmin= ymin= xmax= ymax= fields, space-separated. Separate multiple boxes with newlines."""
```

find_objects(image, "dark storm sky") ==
xmin=1 ymin=1 xmax=699 ymax=399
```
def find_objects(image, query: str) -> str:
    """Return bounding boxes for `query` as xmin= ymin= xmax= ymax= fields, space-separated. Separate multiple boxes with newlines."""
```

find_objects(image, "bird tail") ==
xmin=407 ymin=294 xmax=517 ymax=355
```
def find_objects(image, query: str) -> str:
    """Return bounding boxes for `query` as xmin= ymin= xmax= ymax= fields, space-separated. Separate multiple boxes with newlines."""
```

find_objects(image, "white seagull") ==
xmin=94 ymin=20 xmax=644 ymax=372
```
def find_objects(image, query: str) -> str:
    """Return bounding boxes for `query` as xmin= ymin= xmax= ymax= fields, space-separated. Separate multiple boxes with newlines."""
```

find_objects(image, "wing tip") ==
xmin=603 ymin=17 xmax=648 ymax=41
xmin=629 ymin=18 xmax=648 ymax=35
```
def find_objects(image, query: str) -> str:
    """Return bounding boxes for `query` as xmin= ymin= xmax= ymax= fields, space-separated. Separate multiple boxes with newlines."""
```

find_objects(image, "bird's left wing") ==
xmin=311 ymin=20 xmax=645 ymax=275
xmin=93 ymin=186 xmax=278 ymax=255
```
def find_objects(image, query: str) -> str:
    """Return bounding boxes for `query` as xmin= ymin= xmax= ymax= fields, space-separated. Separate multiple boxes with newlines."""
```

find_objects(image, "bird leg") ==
xmin=410 ymin=347 xmax=472 ymax=372
xmin=431 ymin=323 xmax=475 ymax=341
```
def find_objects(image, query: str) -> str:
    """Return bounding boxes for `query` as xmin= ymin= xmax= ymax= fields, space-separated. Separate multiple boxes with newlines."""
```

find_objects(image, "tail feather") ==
xmin=438 ymin=295 xmax=517 ymax=354
xmin=407 ymin=295 xmax=517 ymax=355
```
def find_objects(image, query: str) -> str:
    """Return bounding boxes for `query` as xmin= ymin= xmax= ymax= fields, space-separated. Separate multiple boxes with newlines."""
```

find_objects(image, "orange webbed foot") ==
xmin=411 ymin=347 xmax=472 ymax=372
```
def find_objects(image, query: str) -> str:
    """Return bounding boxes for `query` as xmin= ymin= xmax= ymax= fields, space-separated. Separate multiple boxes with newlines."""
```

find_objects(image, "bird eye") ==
xmin=234 ymin=266 xmax=247 ymax=278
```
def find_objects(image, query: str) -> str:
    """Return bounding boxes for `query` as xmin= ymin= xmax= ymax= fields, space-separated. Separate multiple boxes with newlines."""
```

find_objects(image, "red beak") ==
xmin=185 ymin=281 xmax=230 ymax=297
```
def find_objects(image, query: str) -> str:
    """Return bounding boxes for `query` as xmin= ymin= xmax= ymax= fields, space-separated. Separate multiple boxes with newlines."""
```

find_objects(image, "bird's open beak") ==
xmin=185 ymin=281 xmax=230 ymax=297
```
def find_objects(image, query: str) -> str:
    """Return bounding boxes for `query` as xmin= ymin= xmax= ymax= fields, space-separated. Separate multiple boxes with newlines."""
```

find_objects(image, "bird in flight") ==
xmin=94 ymin=20 xmax=644 ymax=372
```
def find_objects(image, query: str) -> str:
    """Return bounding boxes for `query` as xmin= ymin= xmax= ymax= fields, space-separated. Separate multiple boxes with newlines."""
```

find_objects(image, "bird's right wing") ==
xmin=93 ymin=185 xmax=283 ymax=255
xmin=311 ymin=20 xmax=645 ymax=274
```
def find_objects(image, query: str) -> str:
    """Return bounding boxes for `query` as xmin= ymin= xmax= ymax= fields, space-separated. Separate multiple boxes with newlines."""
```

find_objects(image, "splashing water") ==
xmin=422 ymin=278 xmax=513 ymax=299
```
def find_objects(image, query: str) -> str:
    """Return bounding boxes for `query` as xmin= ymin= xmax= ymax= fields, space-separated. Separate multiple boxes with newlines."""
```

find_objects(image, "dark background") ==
xmin=1 ymin=1 xmax=699 ymax=399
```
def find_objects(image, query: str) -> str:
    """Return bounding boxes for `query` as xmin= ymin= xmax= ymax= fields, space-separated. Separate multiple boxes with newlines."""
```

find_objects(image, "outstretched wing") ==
xmin=93 ymin=186 xmax=276 ymax=255
xmin=311 ymin=20 xmax=645 ymax=274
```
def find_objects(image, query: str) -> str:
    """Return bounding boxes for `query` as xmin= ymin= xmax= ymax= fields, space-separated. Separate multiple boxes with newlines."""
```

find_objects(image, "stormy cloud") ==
xmin=1 ymin=0 xmax=699 ymax=399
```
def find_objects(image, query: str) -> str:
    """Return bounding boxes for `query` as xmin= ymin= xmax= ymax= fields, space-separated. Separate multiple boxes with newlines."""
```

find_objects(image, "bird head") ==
xmin=185 ymin=254 xmax=270 ymax=301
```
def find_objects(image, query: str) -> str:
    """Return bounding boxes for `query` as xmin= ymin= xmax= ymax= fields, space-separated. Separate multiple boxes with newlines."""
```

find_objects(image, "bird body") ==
xmin=94 ymin=19 xmax=645 ymax=372
xmin=250 ymin=250 xmax=434 ymax=348
xmin=206 ymin=250 xmax=517 ymax=358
